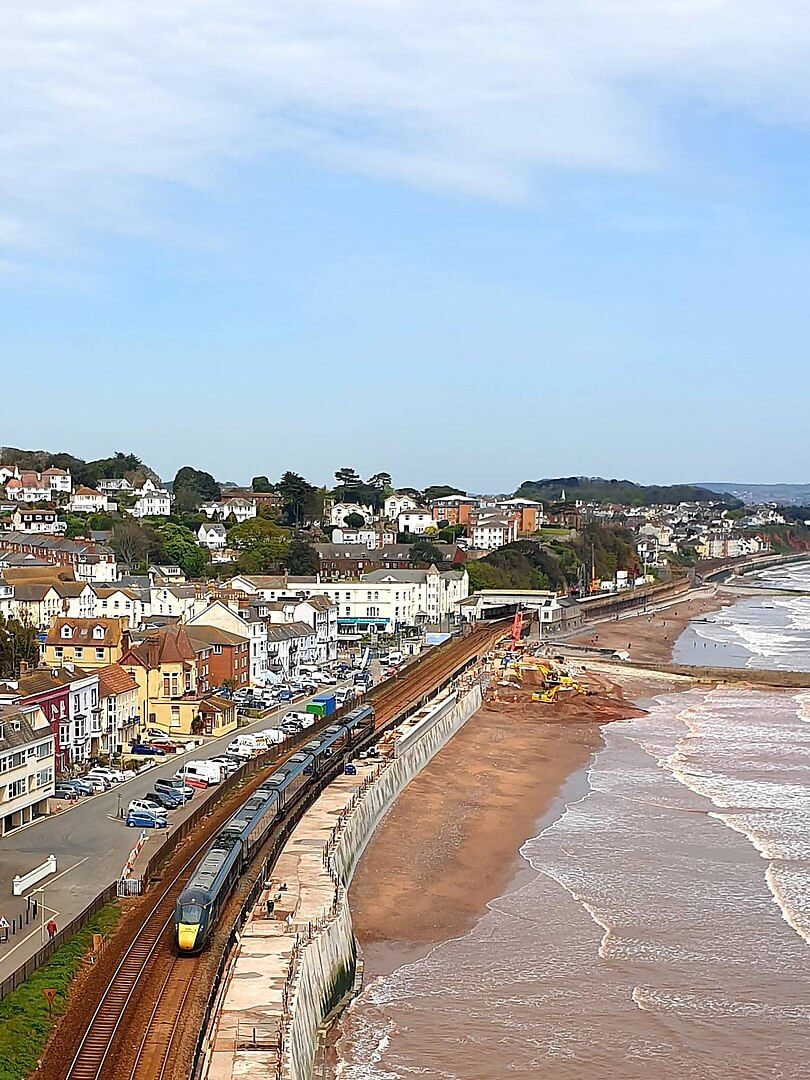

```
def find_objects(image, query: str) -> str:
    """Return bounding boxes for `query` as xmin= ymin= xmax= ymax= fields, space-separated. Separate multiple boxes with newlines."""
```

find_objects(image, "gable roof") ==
xmin=97 ymin=663 xmax=139 ymax=697
xmin=45 ymin=617 xmax=126 ymax=648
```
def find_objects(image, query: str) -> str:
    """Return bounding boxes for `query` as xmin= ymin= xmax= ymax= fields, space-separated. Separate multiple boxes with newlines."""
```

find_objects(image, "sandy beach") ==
xmin=569 ymin=590 xmax=736 ymax=664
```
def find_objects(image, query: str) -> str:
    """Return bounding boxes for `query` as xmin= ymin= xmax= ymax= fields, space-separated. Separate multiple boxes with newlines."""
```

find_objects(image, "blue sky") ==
xmin=2 ymin=2 xmax=809 ymax=491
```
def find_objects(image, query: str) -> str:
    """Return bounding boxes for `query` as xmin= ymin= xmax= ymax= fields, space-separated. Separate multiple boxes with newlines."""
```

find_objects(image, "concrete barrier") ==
xmin=12 ymin=855 xmax=57 ymax=896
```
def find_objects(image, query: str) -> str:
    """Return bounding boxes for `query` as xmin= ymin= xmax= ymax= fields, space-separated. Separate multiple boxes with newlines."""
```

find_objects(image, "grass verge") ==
xmin=0 ymin=903 xmax=120 ymax=1080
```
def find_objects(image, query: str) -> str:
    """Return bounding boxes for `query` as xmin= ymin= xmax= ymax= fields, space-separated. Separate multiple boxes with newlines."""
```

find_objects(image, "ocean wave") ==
xmin=766 ymin=864 xmax=810 ymax=945
xmin=632 ymin=985 xmax=810 ymax=1022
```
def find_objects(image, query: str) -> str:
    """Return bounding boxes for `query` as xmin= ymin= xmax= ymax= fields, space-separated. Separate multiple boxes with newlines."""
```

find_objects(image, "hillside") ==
xmin=0 ymin=447 xmax=160 ymax=488
xmin=515 ymin=476 xmax=740 ymax=508
xmin=697 ymin=482 xmax=810 ymax=507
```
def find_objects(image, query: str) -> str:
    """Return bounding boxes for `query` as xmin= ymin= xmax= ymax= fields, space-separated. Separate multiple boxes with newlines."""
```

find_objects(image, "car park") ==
xmin=126 ymin=810 xmax=167 ymax=829
xmin=129 ymin=797 xmax=168 ymax=818
xmin=155 ymin=777 xmax=194 ymax=799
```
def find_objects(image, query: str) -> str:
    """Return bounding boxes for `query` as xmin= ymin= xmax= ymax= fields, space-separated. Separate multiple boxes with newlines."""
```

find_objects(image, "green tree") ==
xmin=277 ymin=472 xmax=320 ymax=526
xmin=285 ymin=539 xmax=319 ymax=575
xmin=228 ymin=518 xmax=291 ymax=574
xmin=0 ymin=615 xmax=40 ymax=678
xmin=422 ymin=485 xmax=465 ymax=502
xmin=173 ymin=466 xmax=220 ymax=511
xmin=156 ymin=522 xmax=208 ymax=577
xmin=335 ymin=467 xmax=361 ymax=487
xmin=367 ymin=472 xmax=392 ymax=489
xmin=251 ymin=475 xmax=272 ymax=493
xmin=409 ymin=539 xmax=445 ymax=566
xmin=344 ymin=512 xmax=366 ymax=529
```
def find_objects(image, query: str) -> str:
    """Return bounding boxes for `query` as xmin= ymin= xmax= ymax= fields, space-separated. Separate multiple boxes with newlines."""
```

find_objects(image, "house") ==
xmin=120 ymin=625 xmax=237 ymax=738
xmin=185 ymin=625 xmax=250 ymax=690
xmin=330 ymin=525 xmax=397 ymax=548
xmin=330 ymin=502 xmax=376 ymax=527
xmin=197 ymin=522 xmax=227 ymax=551
xmin=397 ymin=512 xmax=435 ymax=535
xmin=0 ymin=665 xmax=99 ymax=773
xmin=228 ymin=575 xmax=290 ymax=601
xmin=149 ymin=583 xmax=207 ymax=621
xmin=200 ymin=497 xmax=256 ymax=523
xmin=11 ymin=507 xmax=66 ymax=534
xmin=43 ymin=617 xmax=128 ymax=670
xmin=429 ymin=495 xmax=476 ymax=526
xmin=6 ymin=472 xmax=52 ymax=503
xmin=97 ymin=477 xmax=134 ymax=494
xmin=148 ymin=564 xmax=186 ymax=586
xmin=187 ymin=600 xmax=269 ymax=686
xmin=469 ymin=514 xmax=519 ymax=551
xmin=41 ymin=468 xmax=72 ymax=494
xmin=131 ymin=488 xmax=172 ymax=517
xmin=265 ymin=622 xmax=320 ymax=678
xmin=0 ymin=534 xmax=118 ymax=583
xmin=97 ymin=664 xmax=140 ymax=755
xmin=0 ymin=703 xmax=55 ymax=834
xmin=68 ymin=487 xmax=112 ymax=513
xmin=265 ymin=594 xmax=338 ymax=664
xmin=384 ymin=492 xmax=422 ymax=520
xmin=92 ymin=586 xmax=143 ymax=627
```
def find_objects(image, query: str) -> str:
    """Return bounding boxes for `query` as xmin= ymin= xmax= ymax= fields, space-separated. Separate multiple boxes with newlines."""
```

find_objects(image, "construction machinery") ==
xmin=531 ymin=682 xmax=586 ymax=703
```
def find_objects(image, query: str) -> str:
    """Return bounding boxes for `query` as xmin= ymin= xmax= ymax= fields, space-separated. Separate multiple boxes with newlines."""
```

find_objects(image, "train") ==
xmin=174 ymin=704 xmax=375 ymax=953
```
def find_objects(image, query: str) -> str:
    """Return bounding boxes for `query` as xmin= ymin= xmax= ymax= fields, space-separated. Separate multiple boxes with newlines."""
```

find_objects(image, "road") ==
xmin=0 ymin=676 xmax=368 ymax=984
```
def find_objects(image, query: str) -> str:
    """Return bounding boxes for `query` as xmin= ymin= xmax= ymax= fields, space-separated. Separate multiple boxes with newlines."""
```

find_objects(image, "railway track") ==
xmin=56 ymin=626 xmax=504 ymax=1080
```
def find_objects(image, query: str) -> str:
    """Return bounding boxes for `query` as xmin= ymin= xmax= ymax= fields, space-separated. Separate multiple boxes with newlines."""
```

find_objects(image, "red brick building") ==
xmin=185 ymin=625 xmax=250 ymax=690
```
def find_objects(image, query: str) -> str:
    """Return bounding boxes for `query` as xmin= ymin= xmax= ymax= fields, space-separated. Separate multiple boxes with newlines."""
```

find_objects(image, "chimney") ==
xmin=19 ymin=660 xmax=29 ymax=675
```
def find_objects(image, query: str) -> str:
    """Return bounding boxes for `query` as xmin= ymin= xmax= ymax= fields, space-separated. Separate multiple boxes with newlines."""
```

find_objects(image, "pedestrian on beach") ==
xmin=46 ymin=918 xmax=57 ymax=941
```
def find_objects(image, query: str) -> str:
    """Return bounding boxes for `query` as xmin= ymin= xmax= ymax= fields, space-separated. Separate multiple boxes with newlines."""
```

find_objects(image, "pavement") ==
xmin=0 ymin=675 xmax=369 ymax=984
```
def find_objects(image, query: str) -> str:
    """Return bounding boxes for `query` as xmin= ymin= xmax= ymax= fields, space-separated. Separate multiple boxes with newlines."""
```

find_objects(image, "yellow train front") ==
xmin=175 ymin=892 xmax=214 ymax=953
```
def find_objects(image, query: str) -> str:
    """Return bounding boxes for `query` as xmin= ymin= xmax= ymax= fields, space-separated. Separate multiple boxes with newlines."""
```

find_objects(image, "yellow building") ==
xmin=43 ymin=616 xmax=127 ymax=670
xmin=119 ymin=626 xmax=236 ymax=739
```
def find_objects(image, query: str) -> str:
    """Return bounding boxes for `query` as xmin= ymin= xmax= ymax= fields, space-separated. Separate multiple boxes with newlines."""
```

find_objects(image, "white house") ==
xmin=92 ymin=586 xmax=144 ymax=627
xmin=11 ymin=507 xmax=65 ymax=534
xmin=265 ymin=622 xmax=320 ymax=679
xmin=149 ymin=584 xmax=207 ymax=621
xmin=330 ymin=502 xmax=376 ymax=527
xmin=98 ymin=664 xmax=140 ymax=755
xmin=330 ymin=525 xmax=396 ymax=549
xmin=397 ymin=512 xmax=435 ymax=535
xmin=0 ymin=703 xmax=55 ymax=834
xmin=68 ymin=487 xmax=112 ymax=513
xmin=97 ymin=477 xmax=134 ymax=494
xmin=470 ymin=515 xmax=519 ymax=551
xmin=198 ymin=522 xmax=227 ymax=550
xmin=132 ymin=489 xmax=172 ymax=517
xmin=200 ymin=498 xmax=256 ymax=523
xmin=265 ymin=594 xmax=338 ymax=664
xmin=384 ymin=493 xmax=422 ymax=520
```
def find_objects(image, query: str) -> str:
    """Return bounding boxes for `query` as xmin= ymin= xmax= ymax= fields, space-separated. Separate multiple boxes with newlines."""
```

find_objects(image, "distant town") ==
xmin=0 ymin=445 xmax=808 ymax=836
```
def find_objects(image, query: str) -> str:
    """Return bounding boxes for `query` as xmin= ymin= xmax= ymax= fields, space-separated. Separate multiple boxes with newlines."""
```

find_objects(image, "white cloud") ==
xmin=3 ymin=1 xmax=810 ymax=264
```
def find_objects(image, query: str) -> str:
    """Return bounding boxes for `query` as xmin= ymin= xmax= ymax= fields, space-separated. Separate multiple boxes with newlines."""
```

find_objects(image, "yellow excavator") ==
xmin=531 ymin=681 xmax=587 ymax=703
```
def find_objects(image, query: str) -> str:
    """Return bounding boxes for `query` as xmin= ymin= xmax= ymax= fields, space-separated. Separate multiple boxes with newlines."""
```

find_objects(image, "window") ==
xmin=213 ymin=645 xmax=222 ymax=655
xmin=163 ymin=675 xmax=171 ymax=697
xmin=61 ymin=625 xmax=73 ymax=639
xmin=54 ymin=646 xmax=63 ymax=658
xmin=95 ymin=648 xmax=105 ymax=660
xmin=74 ymin=647 xmax=83 ymax=658
xmin=8 ymin=778 xmax=27 ymax=798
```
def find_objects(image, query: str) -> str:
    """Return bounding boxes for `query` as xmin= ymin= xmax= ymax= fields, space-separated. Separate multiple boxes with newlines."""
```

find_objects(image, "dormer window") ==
xmin=61 ymin=625 xmax=73 ymax=639
xmin=93 ymin=626 xmax=104 ymax=640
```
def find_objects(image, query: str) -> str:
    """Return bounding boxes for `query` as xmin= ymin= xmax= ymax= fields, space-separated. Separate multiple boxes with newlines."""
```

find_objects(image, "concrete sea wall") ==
xmin=283 ymin=680 xmax=486 ymax=1080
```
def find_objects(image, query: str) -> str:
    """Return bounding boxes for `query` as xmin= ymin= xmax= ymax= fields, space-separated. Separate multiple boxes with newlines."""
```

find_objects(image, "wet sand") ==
xmin=347 ymin=672 xmax=648 ymax=975
xmin=570 ymin=591 xmax=737 ymax=664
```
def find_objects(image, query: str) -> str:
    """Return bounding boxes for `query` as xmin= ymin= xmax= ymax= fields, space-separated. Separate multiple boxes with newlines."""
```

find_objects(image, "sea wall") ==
xmin=282 ymin=680 xmax=486 ymax=1080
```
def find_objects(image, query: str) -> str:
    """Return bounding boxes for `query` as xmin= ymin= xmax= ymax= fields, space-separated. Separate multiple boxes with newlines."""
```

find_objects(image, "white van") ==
xmin=227 ymin=734 xmax=261 ymax=759
xmin=261 ymin=727 xmax=287 ymax=745
xmin=175 ymin=760 xmax=223 ymax=786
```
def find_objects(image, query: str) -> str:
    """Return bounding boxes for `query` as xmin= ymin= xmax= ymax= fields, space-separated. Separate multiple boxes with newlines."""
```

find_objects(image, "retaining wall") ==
xmin=282 ymin=680 xmax=485 ymax=1080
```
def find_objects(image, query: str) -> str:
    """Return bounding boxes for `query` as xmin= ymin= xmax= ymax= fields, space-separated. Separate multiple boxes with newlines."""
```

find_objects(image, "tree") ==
xmin=367 ymin=472 xmax=392 ymax=489
xmin=251 ymin=476 xmax=272 ymax=493
xmin=422 ymin=485 xmax=465 ymax=502
xmin=228 ymin=518 xmax=291 ymax=574
xmin=277 ymin=472 xmax=321 ymax=526
xmin=0 ymin=614 xmax=40 ymax=678
xmin=409 ymin=539 xmax=445 ymax=566
xmin=335 ymin=467 xmax=361 ymax=487
xmin=344 ymin=512 xmax=366 ymax=529
xmin=285 ymin=539 xmax=320 ymax=575
xmin=155 ymin=522 xmax=208 ymax=578
xmin=111 ymin=520 xmax=152 ymax=567
xmin=173 ymin=466 xmax=220 ymax=511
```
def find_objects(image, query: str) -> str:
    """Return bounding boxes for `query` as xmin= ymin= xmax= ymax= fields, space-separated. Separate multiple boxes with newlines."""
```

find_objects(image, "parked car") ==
xmin=87 ymin=766 xmax=125 ymax=784
xmin=53 ymin=783 xmax=80 ymax=800
xmin=146 ymin=738 xmax=178 ymax=753
xmin=131 ymin=742 xmax=167 ymax=756
xmin=148 ymin=789 xmax=183 ymax=810
xmin=174 ymin=760 xmax=223 ymax=787
xmin=128 ymin=798 xmax=168 ymax=818
xmin=316 ymin=672 xmax=338 ymax=685
xmin=126 ymin=810 xmax=167 ymax=829
xmin=155 ymin=777 xmax=194 ymax=799
xmin=63 ymin=778 xmax=94 ymax=796
xmin=208 ymin=755 xmax=241 ymax=776
xmin=83 ymin=774 xmax=111 ymax=792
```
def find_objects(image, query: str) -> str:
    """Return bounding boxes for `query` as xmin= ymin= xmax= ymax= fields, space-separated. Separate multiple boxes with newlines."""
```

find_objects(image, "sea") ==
xmin=335 ymin=561 xmax=810 ymax=1079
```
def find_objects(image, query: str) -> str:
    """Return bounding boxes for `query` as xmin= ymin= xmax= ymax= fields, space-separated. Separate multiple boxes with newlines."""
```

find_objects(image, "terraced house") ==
xmin=43 ymin=616 xmax=128 ymax=670
xmin=0 ymin=702 xmax=55 ymax=834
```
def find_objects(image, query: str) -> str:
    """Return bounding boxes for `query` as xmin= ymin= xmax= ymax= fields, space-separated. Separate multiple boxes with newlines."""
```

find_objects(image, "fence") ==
xmin=0 ymin=883 xmax=117 ymax=1002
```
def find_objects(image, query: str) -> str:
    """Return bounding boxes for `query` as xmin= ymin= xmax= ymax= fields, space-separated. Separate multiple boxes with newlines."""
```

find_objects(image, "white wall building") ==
xmin=198 ymin=522 xmax=227 ymax=550
xmin=330 ymin=502 xmax=376 ymax=527
xmin=0 ymin=703 xmax=55 ymax=834
xmin=68 ymin=487 xmax=112 ymax=513
xmin=470 ymin=515 xmax=519 ymax=551
xmin=397 ymin=512 xmax=435 ymax=535
xmin=384 ymin=493 xmax=422 ymax=519
xmin=132 ymin=489 xmax=172 ymax=517
xmin=200 ymin=498 xmax=256 ymax=523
